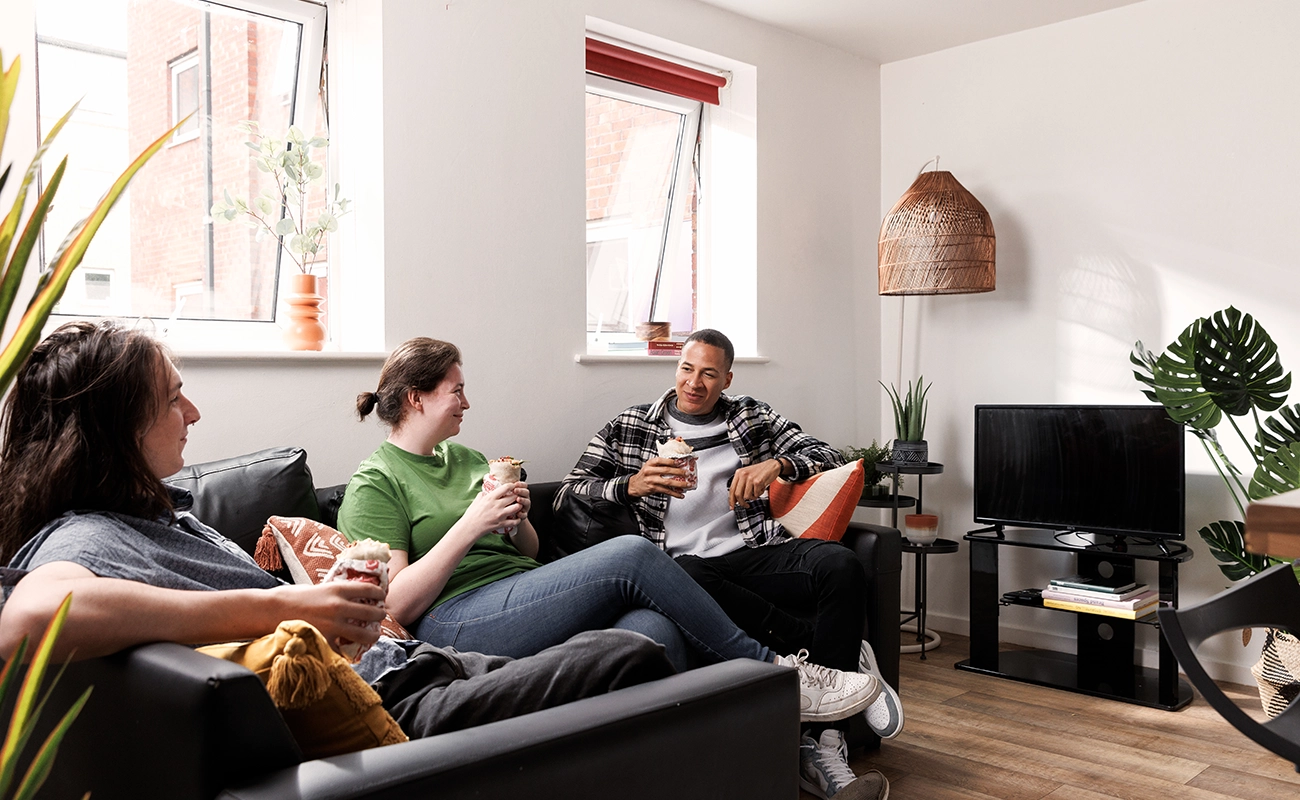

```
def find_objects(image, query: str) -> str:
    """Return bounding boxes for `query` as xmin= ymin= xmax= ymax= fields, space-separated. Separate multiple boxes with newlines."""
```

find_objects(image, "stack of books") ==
xmin=1041 ymin=575 xmax=1159 ymax=619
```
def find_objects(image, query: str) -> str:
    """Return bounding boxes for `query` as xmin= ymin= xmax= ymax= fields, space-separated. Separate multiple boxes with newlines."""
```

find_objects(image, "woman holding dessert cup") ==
xmin=338 ymin=336 xmax=882 ymax=723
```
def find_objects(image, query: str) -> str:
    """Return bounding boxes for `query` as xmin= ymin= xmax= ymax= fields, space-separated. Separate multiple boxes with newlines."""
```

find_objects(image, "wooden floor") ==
xmin=818 ymin=632 xmax=1300 ymax=800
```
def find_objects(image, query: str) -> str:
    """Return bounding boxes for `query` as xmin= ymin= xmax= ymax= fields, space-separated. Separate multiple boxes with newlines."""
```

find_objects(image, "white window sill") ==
xmin=575 ymin=354 xmax=770 ymax=365
xmin=174 ymin=350 xmax=388 ymax=363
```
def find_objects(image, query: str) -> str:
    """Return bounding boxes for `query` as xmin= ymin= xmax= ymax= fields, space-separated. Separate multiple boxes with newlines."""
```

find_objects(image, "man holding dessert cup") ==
xmin=559 ymin=328 xmax=903 ymax=800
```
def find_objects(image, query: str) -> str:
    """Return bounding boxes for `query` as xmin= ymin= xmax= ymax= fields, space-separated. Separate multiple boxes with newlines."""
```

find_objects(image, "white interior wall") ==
xmin=373 ymin=0 xmax=880 ymax=481
xmin=0 ymin=0 xmax=880 ymax=484
xmin=880 ymin=0 xmax=1300 ymax=684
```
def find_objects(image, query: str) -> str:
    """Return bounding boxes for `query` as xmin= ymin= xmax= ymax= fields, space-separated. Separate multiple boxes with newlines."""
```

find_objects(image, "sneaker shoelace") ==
xmin=791 ymin=649 xmax=841 ymax=691
xmin=815 ymin=732 xmax=857 ymax=789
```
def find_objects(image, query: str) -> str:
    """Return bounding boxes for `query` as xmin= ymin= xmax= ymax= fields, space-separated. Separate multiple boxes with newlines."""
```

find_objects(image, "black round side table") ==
xmin=900 ymin=537 xmax=959 ymax=660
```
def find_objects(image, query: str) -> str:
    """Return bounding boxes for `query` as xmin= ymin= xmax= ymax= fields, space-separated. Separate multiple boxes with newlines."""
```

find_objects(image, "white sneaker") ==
xmin=799 ymin=729 xmax=890 ymax=800
xmin=859 ymin=640 xmax=904 ymax=739
xmin=776 ymin=649 xmax=880 ymax=723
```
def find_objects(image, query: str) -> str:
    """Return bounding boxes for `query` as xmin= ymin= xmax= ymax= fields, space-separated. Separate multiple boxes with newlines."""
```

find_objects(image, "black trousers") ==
xmin=372 ymin=629 xmax=676 ymax=739
xmin=674 ymin=538 xmax=867 ymax=674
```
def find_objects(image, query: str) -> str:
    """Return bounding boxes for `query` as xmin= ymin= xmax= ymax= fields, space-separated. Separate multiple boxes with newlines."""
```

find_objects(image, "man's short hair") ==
xmin=685 ymin=329 xmax=734 ymax=371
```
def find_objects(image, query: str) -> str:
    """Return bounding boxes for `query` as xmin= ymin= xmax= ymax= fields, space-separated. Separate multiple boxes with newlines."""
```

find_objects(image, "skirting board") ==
xmin=919 ymin=611 xmax=1260 ymax=688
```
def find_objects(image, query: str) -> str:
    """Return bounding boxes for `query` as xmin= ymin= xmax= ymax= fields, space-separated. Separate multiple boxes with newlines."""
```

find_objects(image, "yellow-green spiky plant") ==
xmin=0 ymin=50 xmax=188 ymax=395
xmin=0 ymin=594 xmax=87 ymax=800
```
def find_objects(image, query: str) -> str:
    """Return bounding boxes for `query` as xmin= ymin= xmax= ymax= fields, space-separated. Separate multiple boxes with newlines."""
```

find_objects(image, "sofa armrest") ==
xmin=841 ymin=520 xmax=902 ymax=691
xmin=221 ymin=660 xmax=799 ymax=800
xmin=40 ymin=643 xmax=302 ymax=800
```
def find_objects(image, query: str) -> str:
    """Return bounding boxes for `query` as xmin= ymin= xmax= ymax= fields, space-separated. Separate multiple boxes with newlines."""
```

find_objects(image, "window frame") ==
xmin=34 ymin=0 xmax=333 ymax=352
xmin=584 ymin=74 xmax=702 ymax=346
xmin=168 ymin=50 xmax=200 ymax=145
xmin=580 ymin=22 xmax=757 ymax=360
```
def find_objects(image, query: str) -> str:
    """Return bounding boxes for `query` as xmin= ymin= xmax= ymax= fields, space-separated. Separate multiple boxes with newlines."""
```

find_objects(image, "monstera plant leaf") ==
xmin=1195 ymin=306 xmax=1290 ymax=418
xmin=1151 ymin=319 xmax=1222 ymax=431
xmin=1198 ymin=520 xmax=1272 ymax=582
xmin=1258 ymin=404 xmax=1300 ymax=457
xmin=1248 ymin=441 xmax=1300 ymax=501
xmin=1129 ymin=341 xmax=1159 ymax=404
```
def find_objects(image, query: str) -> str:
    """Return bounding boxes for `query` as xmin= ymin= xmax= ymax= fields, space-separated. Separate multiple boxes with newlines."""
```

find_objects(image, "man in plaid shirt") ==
xmin=559 ymin=329 xmax=902 ymax=800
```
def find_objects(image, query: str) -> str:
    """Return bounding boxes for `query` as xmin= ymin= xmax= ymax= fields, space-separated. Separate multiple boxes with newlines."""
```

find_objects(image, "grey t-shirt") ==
xmin=5 ymin=488 xmax=407 ymax=683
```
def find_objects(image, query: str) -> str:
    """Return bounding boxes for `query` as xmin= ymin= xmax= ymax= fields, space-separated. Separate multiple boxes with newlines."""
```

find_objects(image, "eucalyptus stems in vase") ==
xmin=210 ymin=122 xmax=350 ymax=350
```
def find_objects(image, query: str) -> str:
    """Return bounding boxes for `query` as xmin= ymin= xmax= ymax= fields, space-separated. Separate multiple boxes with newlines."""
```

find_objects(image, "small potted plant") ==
xmin=841 ymin=441 xmax=896 ymax=498
xmin=883 ymin=377 xmax=931 ymax=464
xmin=210 ymin=122 xmax=350 ymax=350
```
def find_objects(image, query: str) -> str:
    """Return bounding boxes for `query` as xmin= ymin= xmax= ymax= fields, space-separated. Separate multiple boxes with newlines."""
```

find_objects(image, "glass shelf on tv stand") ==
xmin=957 ymin=525 xmax=1193 ymax=711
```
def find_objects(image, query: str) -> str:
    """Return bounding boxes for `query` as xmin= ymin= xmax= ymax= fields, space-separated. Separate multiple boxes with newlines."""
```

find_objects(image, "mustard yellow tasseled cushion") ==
xmin=199 ymin=620 xmax=408 ymax=759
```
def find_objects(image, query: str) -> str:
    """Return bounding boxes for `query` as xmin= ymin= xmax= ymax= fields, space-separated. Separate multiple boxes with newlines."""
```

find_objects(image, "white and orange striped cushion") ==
xmin=769 ymin=460 xmax=865 ymax=541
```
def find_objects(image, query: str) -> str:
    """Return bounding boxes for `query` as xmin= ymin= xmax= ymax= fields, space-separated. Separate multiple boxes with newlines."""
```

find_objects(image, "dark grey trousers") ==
xmin=370 ymin=629 xmax=676 ymax=739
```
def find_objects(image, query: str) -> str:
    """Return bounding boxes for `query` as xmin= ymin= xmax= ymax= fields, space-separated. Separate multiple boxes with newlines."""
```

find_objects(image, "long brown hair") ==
xmin=0 ymin=320 xmax=177 ymax=562
xmin=356 ymin=337 xmax=461 ymax=428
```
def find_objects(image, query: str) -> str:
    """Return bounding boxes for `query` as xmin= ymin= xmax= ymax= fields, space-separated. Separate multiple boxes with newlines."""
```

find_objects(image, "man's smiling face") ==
xmin=674 ymin=341 xmax=733 ymax=416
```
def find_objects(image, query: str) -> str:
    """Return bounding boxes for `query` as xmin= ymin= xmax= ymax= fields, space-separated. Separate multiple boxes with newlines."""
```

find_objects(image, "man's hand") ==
xmin=729 ymin=458 xmax=786 ymax=509
xmin=629 ymin=457 xmax=690 ymax=499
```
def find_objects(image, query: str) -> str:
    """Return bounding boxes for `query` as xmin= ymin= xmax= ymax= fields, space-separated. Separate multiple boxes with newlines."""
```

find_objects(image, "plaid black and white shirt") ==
xmin=556 ymin=388 xmax=844 ymax=549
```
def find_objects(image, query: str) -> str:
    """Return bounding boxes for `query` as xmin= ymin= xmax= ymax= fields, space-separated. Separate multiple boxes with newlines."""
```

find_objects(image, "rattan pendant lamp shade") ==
xmin=878 ymin=170 xmax=996 ymax=295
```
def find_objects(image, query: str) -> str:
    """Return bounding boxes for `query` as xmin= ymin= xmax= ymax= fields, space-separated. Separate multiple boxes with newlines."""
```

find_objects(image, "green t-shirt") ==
xmin=337 ymin=440 xmax=539 ymax=614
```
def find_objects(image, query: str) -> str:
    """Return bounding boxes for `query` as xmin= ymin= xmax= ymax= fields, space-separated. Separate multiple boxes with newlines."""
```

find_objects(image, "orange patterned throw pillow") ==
xmin=255 ymin=516 xmax=413 ymax=640
xmin=768 ymin=460 xmax=865 ymax=541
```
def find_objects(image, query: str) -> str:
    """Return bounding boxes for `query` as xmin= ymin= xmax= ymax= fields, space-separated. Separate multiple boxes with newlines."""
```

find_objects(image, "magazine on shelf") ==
xmin=1041 ymin=588 xmax=1157 ymax=610
xmin=1042 ymin=596 xmax=1159 ymax=619
xmin=1047 ymin=575 xmax=1140 ymax=595
xmin=1042 ymin=582 xmax=1151 ymax=603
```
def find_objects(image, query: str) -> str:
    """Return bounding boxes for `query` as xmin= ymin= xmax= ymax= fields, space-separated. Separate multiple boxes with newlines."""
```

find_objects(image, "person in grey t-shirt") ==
xmin=0 ymin=320 xmax=673 ymax=741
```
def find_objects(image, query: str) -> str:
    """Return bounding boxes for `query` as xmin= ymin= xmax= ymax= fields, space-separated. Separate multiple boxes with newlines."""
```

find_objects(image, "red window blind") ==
xmin=585 ymin=38 xmax=726 ymax=106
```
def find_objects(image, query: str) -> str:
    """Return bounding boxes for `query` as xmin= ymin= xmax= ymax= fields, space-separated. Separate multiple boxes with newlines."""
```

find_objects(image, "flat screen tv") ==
xmin=973 ymin=405 xmax=1185 ymax=540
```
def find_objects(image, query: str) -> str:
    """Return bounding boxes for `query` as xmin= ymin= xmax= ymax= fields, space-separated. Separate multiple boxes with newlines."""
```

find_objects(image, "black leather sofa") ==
xmin=29 ymin=447 xmax=900 ymax=800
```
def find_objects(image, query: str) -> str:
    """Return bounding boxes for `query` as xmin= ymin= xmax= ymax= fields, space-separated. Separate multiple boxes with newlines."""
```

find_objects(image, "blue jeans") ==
xmin=414 ymin=536 xmax=773 ymax=671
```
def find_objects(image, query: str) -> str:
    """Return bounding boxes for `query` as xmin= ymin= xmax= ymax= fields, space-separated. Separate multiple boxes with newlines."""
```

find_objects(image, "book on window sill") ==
xmin=1047 ymin=575 xmax=1140 ymax=595
xmin=1041 ymin=588 xmax=1157 ymax=610
xmin=1042 ymin=597 xmax=1159 ymax=619
xmin=605 ymin=341 xmax=649 ymax=353
xmin=1041 ymin=583 xmax=1152 ymax=603
xmin=646 ymin=340 xmax=684 ymax=356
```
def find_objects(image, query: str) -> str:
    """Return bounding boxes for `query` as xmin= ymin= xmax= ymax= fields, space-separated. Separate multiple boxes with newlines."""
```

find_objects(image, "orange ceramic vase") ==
xmin=284 ymin=273 xmax=326 ymax=351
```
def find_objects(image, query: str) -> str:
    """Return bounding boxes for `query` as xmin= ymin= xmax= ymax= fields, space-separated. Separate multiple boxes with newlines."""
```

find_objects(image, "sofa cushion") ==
xmin=167 ymin=447 xmax=321 ymax=555
xmin=769 ymin=460 xmax=864 ymax=541
xmin=544 ymin=488 xmax=641 ymax=562
xmin=256 ymin=516 xmax=413 ymax=640
xmin=198 ymin=620 xmax=408 ymax=759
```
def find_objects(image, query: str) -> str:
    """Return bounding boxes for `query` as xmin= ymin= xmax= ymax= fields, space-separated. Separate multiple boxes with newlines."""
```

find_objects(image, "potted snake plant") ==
xmin=883 ymin=377 xmax=931 ymax=464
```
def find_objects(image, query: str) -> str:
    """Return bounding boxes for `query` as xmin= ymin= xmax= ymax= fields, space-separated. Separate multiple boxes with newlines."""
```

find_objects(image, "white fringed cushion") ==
xmin=769 ymin=460 xmax=865 ymax=541
xmin=1253 ymin=628 xmax=1300 ymax=718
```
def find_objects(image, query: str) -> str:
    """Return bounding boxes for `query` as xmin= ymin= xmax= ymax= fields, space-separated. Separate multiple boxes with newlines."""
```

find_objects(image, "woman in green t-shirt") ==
xmin=337 ymin=337 xmax=876 ymax=719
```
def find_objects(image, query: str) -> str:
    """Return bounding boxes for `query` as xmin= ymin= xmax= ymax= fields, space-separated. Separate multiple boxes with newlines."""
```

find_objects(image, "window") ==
xmin=585 ymin=76 xmax=700 ymax=337
xmin=583 ymin=31 xmax=757 ymax=357
xmin=169 ymin=51 xmax=199 ymax=143
xmin=34 ymin=0 xmax=326 ymax=336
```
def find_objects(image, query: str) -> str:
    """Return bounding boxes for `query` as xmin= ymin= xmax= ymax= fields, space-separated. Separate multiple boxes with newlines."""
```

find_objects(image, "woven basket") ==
xmin=878 ymin=170 xmax=996 ymax=296
xmin=1252 ymin=628 xmax=1300 ymax=718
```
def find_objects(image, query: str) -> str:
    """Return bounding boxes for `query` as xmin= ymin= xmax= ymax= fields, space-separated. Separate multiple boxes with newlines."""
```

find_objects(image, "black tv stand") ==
xmin=956 ymin=525 xmax=1194 ymax=711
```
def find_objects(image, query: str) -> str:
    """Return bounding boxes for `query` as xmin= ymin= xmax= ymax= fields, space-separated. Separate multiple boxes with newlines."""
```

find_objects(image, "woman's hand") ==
xmin=513 ymin=481 xmax=531 ymax=520
xmin=459 ymin=481 xmax=525 ymax=537
xmin=272 ymin=581 xmax=387 ymax=649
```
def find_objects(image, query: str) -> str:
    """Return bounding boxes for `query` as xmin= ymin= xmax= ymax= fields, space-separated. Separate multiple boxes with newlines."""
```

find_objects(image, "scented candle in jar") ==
xmin=904 ymin=513 xmax=939 ymax=545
